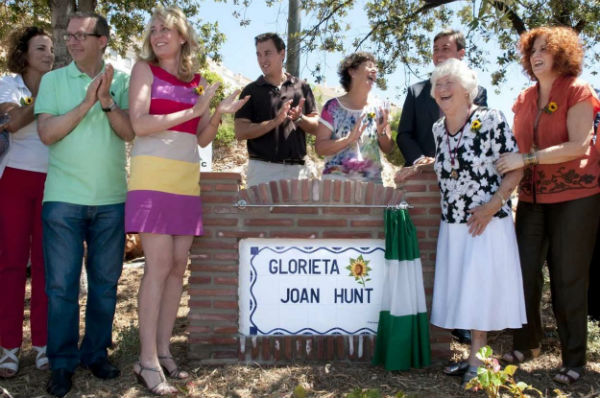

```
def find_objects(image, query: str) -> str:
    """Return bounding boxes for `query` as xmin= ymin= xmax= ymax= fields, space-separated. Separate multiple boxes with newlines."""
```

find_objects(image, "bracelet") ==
xmin=293 ymin=114 xmax=304 ymax=123
xmin=101 ymin=100 xmax=117 ymax=113
xmin=522 ymin=151 xmax=538 ymax=166
xmin=497 ymin=191 xmax=507 ymax=207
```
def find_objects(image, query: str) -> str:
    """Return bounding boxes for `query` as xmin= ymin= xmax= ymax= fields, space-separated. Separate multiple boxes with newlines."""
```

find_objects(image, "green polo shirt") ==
xmin=35 ymin=61 xmax=129 ymax=206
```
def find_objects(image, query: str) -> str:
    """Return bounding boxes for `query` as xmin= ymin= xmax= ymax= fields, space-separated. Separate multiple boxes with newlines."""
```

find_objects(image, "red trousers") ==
xmin=0 ymin=167 xmax=47 ymax=348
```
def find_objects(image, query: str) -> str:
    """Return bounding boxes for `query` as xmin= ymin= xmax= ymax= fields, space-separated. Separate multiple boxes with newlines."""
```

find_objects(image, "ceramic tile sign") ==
xmin=239 ymin=238 xmax=385 ymax=335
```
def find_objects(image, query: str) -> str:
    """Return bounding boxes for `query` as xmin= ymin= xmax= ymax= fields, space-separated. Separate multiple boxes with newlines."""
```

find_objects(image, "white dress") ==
xmin=429 ymin=107 xmax=527 ymax=331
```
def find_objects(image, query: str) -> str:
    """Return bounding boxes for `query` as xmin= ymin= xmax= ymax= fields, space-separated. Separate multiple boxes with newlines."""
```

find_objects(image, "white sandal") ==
xmin=32 ymin=345 xmax=49 ymax=370
xmin=0 ymin=347 xmax=19 ymax=378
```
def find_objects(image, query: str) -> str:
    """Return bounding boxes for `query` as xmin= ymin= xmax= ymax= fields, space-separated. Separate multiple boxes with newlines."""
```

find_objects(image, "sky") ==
xmin=198 ymin=1 xmax=599 ymax=120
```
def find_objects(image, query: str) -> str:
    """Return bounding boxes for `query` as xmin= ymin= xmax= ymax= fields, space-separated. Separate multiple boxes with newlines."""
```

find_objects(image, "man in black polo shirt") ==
xmin=235 ymin=32 xmax=319 ymax=186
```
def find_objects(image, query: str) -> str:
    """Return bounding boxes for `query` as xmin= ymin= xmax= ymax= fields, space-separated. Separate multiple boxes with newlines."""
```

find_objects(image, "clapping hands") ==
xmin=217 ymin=89 xmax=250 ymax=115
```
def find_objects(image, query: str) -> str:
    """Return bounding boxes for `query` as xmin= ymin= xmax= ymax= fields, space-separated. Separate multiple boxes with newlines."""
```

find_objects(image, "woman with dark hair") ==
xmin=315 ymin=52 xmax=393 ymax=183
xmin=0 ymin=26 xmax=54 ymax=378
xmin=127 ymin=6 xmax=248 ymax=395
xmin=497 ymin=26 xmax=600 ymax=385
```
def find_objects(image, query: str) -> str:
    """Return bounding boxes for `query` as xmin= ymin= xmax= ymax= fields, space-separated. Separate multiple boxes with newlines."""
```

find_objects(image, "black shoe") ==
xmin=451 ymin=329 xmax=471 ymax=344
xmin=88 ymin=358 xmax=120 ymax=380
xmin=47 ymin=369 xmax=73 ymax=398
xmin=443 ymin=360 xmax=469 ymax=376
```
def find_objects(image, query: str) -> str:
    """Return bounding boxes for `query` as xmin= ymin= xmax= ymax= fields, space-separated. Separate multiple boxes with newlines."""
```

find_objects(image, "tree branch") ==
xmin=300 ymin=0 xmax=355 ymax=41
xmin=355 ymin=0 xmax=454 ymax=52
xmin=488 ymin=1 xmax=527 ymax=35
xmin=574 ymin=19 xmax=586 ymax=33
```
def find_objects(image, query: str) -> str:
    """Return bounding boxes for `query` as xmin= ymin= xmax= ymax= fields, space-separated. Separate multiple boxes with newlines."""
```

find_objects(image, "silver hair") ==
xmin=430 ymin=58 xmax=478 ymax=103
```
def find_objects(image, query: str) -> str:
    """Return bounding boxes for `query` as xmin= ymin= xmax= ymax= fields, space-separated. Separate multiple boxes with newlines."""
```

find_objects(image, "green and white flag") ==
xmin=372 ymin=208 xmax=431 ymax=370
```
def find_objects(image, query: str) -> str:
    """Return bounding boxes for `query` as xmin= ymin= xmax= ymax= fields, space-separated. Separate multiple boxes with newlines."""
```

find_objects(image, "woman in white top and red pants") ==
xmin=0 ymin=26 xmax=54 ymax=378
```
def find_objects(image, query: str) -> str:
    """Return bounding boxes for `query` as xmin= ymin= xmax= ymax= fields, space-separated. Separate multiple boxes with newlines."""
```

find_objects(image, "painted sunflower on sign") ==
xmin=346 ymin=254 xmax=372 ymax=286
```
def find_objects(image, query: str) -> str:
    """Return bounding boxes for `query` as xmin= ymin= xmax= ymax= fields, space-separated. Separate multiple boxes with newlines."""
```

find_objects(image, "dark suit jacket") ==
xmin=396 ymin=79 xmax=488 ymax=166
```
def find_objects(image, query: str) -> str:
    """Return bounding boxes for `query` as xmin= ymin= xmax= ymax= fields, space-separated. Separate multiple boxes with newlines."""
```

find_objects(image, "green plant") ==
xmin=346 ymin=388 xmax=382 ymax=398
xmin=112 ymin=321 xmax=140 ymax=363
xmin=465 ymin=346 xmax=542 ymax=398
xmin=384 ymin=110 xmax=405 ymax=166
xmin=293 ymin=384 xmax=308 ymax=398
xmin=200 ymin=69 xmax=227 ymax=111
xmin=214 ymin=114 xmax=236 ymax=148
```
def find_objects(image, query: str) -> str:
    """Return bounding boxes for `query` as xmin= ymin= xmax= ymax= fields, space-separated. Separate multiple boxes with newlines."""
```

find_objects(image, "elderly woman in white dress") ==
xmin=428 ymin=59 xmax=527 ymax=386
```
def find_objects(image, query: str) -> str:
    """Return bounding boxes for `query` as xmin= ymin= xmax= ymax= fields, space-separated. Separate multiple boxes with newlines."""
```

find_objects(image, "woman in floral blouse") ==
xmin=315 ymin=52 xmax=393 ymax=183
xmin=496 ymin=26 xmax=600 ymax=385
xmin=428 ymin=59 xmax=526 ymax=387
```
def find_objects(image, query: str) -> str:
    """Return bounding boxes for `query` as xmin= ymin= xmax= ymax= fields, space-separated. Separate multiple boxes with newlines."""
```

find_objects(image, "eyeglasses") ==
xmin=63 ymin=32 xmax=101 ymax=42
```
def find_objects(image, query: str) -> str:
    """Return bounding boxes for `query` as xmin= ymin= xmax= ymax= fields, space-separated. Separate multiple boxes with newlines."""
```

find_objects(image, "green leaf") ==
xmin=293 ymin=384 xmax=308 ymax=398
xmin=504 ymin=364 xmax=518 ymax=376
xmin=516 ymin=381 xmax=528 ymax=390
xmin=480 ymin=345 xmax=493 ymax=358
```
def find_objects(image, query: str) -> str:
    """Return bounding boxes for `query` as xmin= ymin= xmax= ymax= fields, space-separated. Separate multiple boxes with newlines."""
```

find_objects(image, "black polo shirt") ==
xmin=235 ymin=74 xmax=317 ymax=162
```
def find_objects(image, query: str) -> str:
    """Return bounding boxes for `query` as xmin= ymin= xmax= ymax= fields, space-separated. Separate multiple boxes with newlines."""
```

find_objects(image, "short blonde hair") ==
xmin=430 ymin=58 xmax=478 ymax=103
xmin=139 ymin=6 xmax=199 ymax=82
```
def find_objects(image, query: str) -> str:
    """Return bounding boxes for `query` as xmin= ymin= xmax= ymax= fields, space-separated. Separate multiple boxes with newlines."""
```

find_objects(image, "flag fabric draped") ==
xmin=372 ymin=208 xmax=431 ymax=370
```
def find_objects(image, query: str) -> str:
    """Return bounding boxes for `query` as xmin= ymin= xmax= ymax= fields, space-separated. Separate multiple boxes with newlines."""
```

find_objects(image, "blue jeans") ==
xmin=42 ymin=201 xmax=125 ymax=371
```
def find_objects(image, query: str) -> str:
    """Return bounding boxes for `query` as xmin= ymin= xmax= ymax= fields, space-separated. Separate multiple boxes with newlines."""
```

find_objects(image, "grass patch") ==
xmin=112 ymin=321 xmax=140 ymax=364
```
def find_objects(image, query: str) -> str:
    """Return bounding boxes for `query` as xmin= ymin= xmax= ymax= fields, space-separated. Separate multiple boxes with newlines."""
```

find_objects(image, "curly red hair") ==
xmin=519 ymin=26 xmax=583 ymax=80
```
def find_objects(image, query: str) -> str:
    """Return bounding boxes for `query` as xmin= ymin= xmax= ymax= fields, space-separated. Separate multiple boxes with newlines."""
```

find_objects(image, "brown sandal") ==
xmin=158 ymin=355 xmax=189 ymax=380
xmin=501 ymin=348 xmax=540 ymax=364
xmin=133 ymin=362 xmax=177 ymax=396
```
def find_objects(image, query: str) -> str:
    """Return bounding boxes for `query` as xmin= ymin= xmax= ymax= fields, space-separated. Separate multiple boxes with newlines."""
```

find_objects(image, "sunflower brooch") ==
xmin=20 ymin=96 xmax=33 ymax=106
xmin=543 ymin=101 xmax=558 ymax=114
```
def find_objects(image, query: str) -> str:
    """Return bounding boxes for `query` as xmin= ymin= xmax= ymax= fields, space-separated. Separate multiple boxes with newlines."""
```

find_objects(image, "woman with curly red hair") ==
xmin=496 ymin=26 xmax=600 ymax=385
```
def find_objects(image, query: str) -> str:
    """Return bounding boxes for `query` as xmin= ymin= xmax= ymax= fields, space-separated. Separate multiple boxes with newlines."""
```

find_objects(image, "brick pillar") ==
xmin=188 ymin=173 xmax=449 ymax=363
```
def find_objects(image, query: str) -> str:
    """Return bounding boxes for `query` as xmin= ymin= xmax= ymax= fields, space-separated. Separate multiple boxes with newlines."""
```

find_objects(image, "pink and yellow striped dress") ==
xmin=125 ymin=64 xmax=204 ymax=236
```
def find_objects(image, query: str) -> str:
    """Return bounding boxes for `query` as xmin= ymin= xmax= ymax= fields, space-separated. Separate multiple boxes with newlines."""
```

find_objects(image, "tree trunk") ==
xmin=286 ymin=0 xmax=301 ymax=78
xmin=50 ymin=0 xmax=76 ymax=68
xmin=78 ymin=0 xmax=97 ymax=13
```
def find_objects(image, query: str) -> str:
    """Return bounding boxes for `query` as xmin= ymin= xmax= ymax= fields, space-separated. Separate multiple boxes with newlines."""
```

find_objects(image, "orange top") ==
xmin=512 ymin=75 xmax=600 ymax=203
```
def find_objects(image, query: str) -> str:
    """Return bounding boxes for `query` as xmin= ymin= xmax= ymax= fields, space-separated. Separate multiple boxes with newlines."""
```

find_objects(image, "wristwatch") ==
xmin=293 ymin=114 xmax=304 ymax=123
xmin=101 ymin=100 xmax=117 ymax=112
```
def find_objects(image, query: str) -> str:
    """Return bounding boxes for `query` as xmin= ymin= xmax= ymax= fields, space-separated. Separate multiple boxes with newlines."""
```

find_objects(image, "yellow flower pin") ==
xmin=20 ymin=96 xmax=33 ymax=106
xmin=367 ymin=112 xmax=376 ymax=120
xmin=471 ymin=119 xmax=482 ymax=132
xmin=194 ymin=85 xmax=204 ymax=96
xmin=544 ymin=101 xmax=558 ymax=114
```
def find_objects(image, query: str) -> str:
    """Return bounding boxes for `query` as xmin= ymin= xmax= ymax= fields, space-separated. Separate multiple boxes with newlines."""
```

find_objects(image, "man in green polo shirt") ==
xmin=34 ymin=11 xmax=134 ymax=398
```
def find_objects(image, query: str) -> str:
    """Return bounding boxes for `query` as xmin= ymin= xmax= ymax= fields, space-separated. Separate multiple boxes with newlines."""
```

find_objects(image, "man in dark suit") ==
xmin=395 ymin=30 xmax=488 ymax=346
xmin=395 ymin=29 xmax=487 ymax=183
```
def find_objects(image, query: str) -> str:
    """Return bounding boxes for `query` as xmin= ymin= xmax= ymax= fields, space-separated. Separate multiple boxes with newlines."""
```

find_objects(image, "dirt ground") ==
xmin=1 ymin=263 xmax=600 ymax=398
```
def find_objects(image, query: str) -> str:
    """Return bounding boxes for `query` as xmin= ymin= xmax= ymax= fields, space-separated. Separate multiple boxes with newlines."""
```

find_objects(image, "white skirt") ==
xmin=430 ymin=216 xmax=527 ymax=331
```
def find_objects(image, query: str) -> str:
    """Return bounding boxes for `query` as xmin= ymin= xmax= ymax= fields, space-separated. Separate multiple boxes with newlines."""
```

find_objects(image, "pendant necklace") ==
xmin=445 ymin=107 xmax=478 ymax=179
xmin=445 ymin=122 xmax=465 ymax=179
